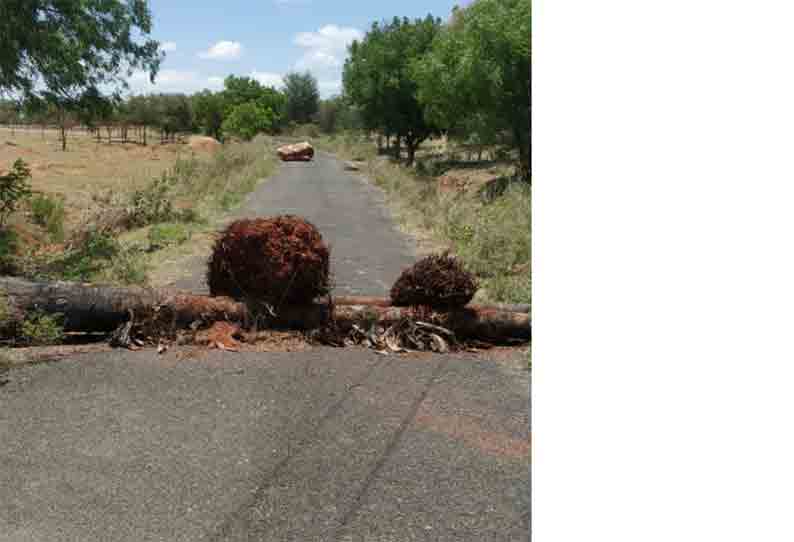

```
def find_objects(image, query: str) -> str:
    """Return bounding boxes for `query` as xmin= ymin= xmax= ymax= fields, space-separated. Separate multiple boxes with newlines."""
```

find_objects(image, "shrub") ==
xmin=30 ymin=193 xmax=65 ymax=242
xmin=20 ymin=310 xmax=64 ymax=345
xmin=57 ymin=230 xmax=120 ymax=281
xmin=148 ymin=223 xmax=190 ymax=251
xmin=106 ymin=244 xmax=148 ymax=285
xmin=0 ymin=159 xmax=32 ymax=226
xmin=126 ymin=174 xmax=178 ymax=227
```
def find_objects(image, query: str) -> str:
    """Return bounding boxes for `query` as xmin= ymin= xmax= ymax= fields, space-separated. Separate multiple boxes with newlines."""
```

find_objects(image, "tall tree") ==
xmin=192 ymin=90 xmax=225 ymax=140
xmin=221 ymin=75 xmax=285 ymax=131
xmin=221 ymin=102 xmax=274 ymax=141
xmin=343 ymin=16 xmax=442 ymax=164
xmin=0 ymin=0 xmax=162 ymax=99
xmin=283 ymin=72 xmax=320 ymax=125
xmin=412 ymin=0 xmax=531 ymax=180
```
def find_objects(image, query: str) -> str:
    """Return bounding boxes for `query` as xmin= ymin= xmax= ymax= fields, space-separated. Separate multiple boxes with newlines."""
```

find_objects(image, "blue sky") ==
xmin=128 ymin=0 xmax=464 ymax=98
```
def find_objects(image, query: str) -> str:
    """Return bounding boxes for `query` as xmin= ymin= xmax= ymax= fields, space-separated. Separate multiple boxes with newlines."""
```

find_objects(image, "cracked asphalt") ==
xmin=0 ymin=151 xmax=530 ymax=541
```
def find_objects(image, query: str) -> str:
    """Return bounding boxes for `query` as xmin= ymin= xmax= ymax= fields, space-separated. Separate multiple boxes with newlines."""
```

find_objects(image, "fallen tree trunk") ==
xmin=0 ymin=277 xmax=530 ymax=342
xmin=333 ymin=296 xmax=531 ymax=314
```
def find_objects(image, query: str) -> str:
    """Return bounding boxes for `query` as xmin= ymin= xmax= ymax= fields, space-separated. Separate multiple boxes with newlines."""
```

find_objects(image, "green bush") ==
xmin=30 ymin=194 xmax=65 ymax=242
xmin=221 ymin=102 xmax=275 ymax=141
xmin=57 ymin=230 xmax=120 ymax=281
xmin=127 ymin=175 xmax=177 ymax=227
xmin=0 ymin=159 xmax=32 ymax=226
xmin=20 ymin=310 xmax=64 ymax=345
xmin=105 ymin=244 xmax=148 ymax=285
xmin=148 ymin=223 xmax=190 ymax=251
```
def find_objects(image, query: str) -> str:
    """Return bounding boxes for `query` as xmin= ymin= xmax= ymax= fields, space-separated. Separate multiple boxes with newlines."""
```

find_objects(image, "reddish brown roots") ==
xmin=207 ymin=215 xmax=330 ymax=306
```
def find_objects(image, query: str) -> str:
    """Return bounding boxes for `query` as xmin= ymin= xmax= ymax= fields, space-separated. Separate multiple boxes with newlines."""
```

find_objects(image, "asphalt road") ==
xmin=0 ymin=151 xmax=530 ymax=541
xmin=175 ymin=152 xmax=419 ymax=296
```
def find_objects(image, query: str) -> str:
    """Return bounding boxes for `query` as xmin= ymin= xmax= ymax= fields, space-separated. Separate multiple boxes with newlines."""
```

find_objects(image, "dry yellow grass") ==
xmin=0 ymin=127 xmax=207 ymax=231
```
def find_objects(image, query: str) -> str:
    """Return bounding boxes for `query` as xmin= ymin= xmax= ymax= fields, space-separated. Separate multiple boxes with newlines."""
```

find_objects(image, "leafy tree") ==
xmin=283 ymin=72 xmax=320 ymax=124
xmin=221 ymin=102 xmax=274 ymax=141
xmin=412 ymin=0 xmax=531 ymax=180
xmin=0 ymin=100 xmax=21 ymax=126
xmin=151 ymin=94 xmax=193 ymax=142
xmin=344 ymin=16 xmax=442 ymax=165
xmin=221 ymin=75 xmax=285 ymax=131
xmin=125 ymin=94 xmax=157 ymax=144
xmin=0 ymin=159 xmax=32 ymax=226
xmin=192 ymin=90 xmax=225 ymax=140
xmin=0 ymin=0 xmax=162 ymax=100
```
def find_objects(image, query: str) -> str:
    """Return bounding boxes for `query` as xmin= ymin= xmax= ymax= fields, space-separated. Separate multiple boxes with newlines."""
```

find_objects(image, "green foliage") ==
xmin=30 ymin=194 xmax=65 ymax=242
xmin=222 ymin=75 xmax=285 ymax=129
xmin=104 ymin=244 xmax=148 ymax=285
xmin=0 ymin=229 xmax=19 ymax=274
xmin=148 ymin=223 xmax=190 ymax=251
xmin=127 ymin=175 xmax=177 ymax=227
xmin=0 ymin=159 xmax=32 ymax=226
xmin=412 ymin=0 xmax=530 ymax=179
xmin=283 ymin=71 xmax=320 ymax=124
xmin=343 ymin=15 xmax=442 ymax=163
xmin=20 ymin=311 xmax=64 ymax=346
xmin=193 ymin=90 xmax=225 ymax=140
xmin=152 ymin=93 xmax=193 ymax=137
xmin=316 ymin=97 xmax=362 ymax=133
xmin=125 ymin=94 xmax=158 ymax=132
xmin=221 ymin=102 xmax=274 ymax=141
xmin=42 ymin=229 xmax=148 ymax=285
xmin=0 ymin=0 xmax=162 ymax=100
xmin=57 ymin=230 xmax=120 ymax=281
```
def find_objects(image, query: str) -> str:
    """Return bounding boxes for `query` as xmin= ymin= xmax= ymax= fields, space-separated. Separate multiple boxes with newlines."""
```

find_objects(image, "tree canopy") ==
xmin=343 ymin=15 xmax=442 ymax=164
xmin=412 ymin=0 xmax=530 ymax=179
xmin=221 ymin=102 xmax=275 ymax=141
xmin=0 ymin=0 xmax=162 ymax=100
xmin=283 ymin=72 xmax=320 ymax=125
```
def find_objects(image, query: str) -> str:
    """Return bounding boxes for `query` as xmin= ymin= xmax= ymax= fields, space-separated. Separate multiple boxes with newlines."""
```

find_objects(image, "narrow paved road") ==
xmin=175 ymin=152 xmax=418 ymax=296
xmin=0 ymin=152 xmax=530 ymax=541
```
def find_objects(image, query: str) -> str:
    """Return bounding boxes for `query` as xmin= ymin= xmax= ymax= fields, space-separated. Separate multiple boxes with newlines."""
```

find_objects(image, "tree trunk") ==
xmin=143 ymin=124 xmax=147 ymax=146
xmin=406 ymin=139 xmax=417 ymax=165
xmin=60 ymin=124 xmax=66 ymax=151
xmin=0 ymin=277 xmax=530 ymax=342
xmin=513 ymin=125 xmax=530 ymax=182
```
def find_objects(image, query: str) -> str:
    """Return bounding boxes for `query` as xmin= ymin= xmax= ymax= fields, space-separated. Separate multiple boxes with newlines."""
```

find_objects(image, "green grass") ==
xmin=148 ymin=222 xmax=191 ymax=250
xmin=29 ymin=193 xmax=66 ymax=242
xmin=315 ymin=133 xmax=530 ymax=307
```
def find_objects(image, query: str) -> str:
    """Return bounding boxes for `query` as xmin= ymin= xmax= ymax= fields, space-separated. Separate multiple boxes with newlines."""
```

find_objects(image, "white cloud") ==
xmin=250 ymin=71 xmax=284 ymax=89
xmin=160 ymin=41 xmax=177 ymax=53
xmin=198 ymin=41 xmax=243 ymax=60
xmin=126 ymin=70 xmax=221 ymax=94
xmin=293 ymin=25 xmax=362 ymax=73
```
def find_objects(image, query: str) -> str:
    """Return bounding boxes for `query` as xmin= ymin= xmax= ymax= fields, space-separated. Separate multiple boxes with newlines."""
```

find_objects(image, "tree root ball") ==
xmin=207 ymin=216 xmax=330 ymax=305
xmin=390 ymin=253 xmax=478 ymax=309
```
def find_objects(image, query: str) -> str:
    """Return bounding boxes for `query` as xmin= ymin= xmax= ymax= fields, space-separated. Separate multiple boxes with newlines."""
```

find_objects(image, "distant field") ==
xmin=0 ymin=127 xmax=200 ymax=231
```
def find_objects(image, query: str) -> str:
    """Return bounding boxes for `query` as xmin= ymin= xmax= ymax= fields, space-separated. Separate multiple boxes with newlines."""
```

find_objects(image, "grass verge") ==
xmin=315 ymin=132 xmax=530 ymax=307
xmin=6 ymin=136 xmax=277 ymax=287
